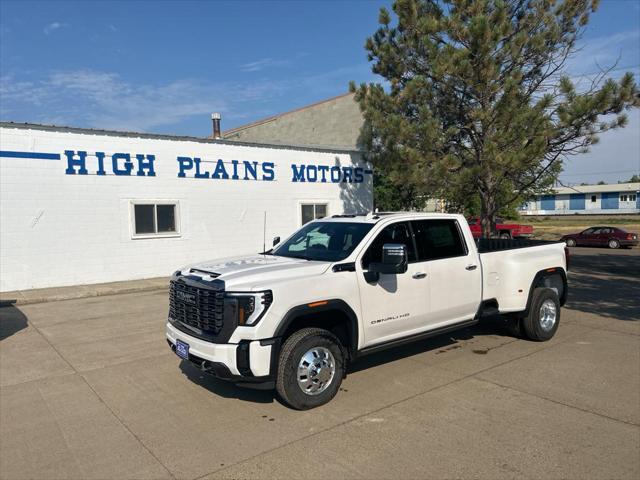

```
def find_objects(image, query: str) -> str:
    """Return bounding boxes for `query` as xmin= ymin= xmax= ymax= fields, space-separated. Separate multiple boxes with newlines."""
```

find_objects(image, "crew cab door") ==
xmin=356 ymin=221 xmax=429 ymax=346
xmin=411 ymin=219 xmax=482 ymax=326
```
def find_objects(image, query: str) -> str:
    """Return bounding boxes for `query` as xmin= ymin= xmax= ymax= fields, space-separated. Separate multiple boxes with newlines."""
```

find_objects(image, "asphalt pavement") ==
xmin=0 ymin=247 xmax=638 ymax=479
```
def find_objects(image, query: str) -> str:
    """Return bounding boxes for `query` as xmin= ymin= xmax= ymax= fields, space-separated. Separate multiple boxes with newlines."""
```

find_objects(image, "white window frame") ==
xmin=130 ymin=200 xmax=181 ymax=239
xmin=299 ymin=202 xmax=329 ymax=226
xmin=620 ymin=193 xmax=636 ymax=203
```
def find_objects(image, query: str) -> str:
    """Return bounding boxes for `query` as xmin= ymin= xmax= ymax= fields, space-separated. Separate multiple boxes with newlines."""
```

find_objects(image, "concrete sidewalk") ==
xmin=0 ymin=277 xmax=169 ymax=306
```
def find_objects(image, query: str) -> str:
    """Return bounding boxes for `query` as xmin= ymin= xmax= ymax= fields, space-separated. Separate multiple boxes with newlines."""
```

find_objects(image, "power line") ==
xmin=561 ymin=169 xmax=638 ymax=177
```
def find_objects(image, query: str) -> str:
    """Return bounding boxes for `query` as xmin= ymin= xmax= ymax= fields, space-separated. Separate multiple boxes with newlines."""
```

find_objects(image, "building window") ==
xmin=590 ymin=195 xmax=597 ymax=203
xmin=301 ymin=203 xmax=328 ymax=225
xmin=620 ymin=194 xmax=637 ymax=202
xmin=132 ymin=202 xmax=179 ymax=237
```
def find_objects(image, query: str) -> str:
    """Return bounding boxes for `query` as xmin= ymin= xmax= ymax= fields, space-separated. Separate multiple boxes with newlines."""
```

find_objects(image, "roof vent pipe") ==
xmin=211 ymin=112 xmax=221 ymax=139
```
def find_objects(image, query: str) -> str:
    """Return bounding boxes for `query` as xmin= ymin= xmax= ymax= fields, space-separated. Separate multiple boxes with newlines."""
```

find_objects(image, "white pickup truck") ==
xmin=166 ymin=212 xmax=569 ymax=409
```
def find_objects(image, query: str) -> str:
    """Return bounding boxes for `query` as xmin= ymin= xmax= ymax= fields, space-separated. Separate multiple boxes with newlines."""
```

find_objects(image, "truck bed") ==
xmin=478 ymin=238 xmax=567 ymax=313
xmin=476 ymin=238 xmax=561 ymax=253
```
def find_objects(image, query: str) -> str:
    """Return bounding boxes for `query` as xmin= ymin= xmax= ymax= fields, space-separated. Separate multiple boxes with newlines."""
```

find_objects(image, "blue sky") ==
xmin=1 ymin=0 xmax=638 ymax=184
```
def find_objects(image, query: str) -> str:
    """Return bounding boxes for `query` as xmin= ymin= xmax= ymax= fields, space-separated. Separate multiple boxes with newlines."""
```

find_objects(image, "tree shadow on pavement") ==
xmin=566 ymin=252 xmax=640 ymax=321
xmin=0 ymin=304 xmax=28 ymax=341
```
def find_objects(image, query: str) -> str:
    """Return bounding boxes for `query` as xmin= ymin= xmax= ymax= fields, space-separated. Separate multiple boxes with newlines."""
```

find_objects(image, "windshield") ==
xmin=273 ymin=221 xmax=374 ymax=262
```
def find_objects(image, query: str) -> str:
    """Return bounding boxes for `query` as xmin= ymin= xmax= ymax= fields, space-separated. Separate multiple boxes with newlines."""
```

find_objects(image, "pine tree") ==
xmin=351 ymin=0 xmax=639 ymax=237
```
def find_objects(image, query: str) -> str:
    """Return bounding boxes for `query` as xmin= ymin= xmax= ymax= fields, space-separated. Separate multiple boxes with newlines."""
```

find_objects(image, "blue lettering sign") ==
xmin=262 ymin=162 xmax=275 ymax=181
xmin=291 ymin=164 xmax=306 ymax=182
xmin=112 ymin=153 xmax=133 ymax=176
xmin=194 ymin=158 xmax=210 ymax=179
xmin=136 ymin=154 xmax=156 ymax=177
xmin=212 ymin=159 xmax=229 ymax=179
xmin=64 ymin=150 xmax=88 ymax=175
xmin=177 ymin=156 xmax=193 ymax=177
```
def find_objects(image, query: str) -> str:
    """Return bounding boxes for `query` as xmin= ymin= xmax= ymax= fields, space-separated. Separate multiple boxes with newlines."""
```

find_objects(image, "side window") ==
xmin=131 ymin=202 xmax=179 ymax=238
xmin=590 ymin=195 xmax=597 ymax=203
xmin=412 ymin=220 xmax=467 ymax=261
xmin=361 ymin=222 xmax=416 ymax=269
xmin=582 ymin=228 xmax=595 ymax=235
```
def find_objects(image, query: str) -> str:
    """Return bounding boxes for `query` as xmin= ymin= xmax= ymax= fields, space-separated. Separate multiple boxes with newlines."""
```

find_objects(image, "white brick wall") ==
xmin=0 ymin=126 xmax=372 ymax=291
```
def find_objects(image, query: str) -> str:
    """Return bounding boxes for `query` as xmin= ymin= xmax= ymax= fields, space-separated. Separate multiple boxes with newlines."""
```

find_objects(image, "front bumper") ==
xmin=166 ymin=322 xmax=278 ymax=388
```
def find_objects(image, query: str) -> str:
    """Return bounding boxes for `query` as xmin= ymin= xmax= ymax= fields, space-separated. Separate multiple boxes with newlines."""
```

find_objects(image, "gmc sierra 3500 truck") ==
xmin=166 ymin=212 xmax=569 ymax=409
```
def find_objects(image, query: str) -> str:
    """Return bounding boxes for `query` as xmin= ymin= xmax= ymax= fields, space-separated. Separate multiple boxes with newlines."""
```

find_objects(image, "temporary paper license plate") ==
xmin=175 ymin=339 xmax=190 ymax=360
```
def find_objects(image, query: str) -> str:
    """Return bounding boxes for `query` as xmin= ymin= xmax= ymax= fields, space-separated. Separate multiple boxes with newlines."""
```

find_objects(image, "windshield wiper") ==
xmin=284 ymin=254 xmax=314 ymax=261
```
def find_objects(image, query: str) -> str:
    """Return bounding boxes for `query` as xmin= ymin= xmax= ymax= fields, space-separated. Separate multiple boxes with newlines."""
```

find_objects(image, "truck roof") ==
xmin=321 ymin=212 xmax=462 ymax=224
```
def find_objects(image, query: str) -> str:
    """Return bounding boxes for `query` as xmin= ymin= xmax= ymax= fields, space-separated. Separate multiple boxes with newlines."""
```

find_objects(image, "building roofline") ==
xmin=221 ymin=92 xmax=355 ymax=137
xmin=551 ymin=182 xmax=640 ymax=194
xmin=0 ymin=121 xmax=362 ymax=154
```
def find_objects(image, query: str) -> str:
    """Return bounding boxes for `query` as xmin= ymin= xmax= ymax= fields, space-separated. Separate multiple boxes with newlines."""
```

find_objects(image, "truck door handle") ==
xmin=465 ymin=264 xmax=478 ymax=271
xmin=412 ymin=272 xmax=427 ymax=279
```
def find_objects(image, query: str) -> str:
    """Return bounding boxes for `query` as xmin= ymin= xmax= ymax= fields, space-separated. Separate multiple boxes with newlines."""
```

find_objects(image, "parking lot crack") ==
xmin=474 ymin=377 xmax=640 ymax=428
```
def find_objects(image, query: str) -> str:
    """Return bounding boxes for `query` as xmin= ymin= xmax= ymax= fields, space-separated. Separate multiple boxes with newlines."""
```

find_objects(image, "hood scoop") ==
xmin=189 ymin=268 xmax=221 ymax=278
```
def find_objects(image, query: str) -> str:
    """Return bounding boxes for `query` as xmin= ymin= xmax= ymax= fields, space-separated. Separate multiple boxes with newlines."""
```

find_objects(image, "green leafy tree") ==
xmin=351 ymin=0 xmax=639 ymax=237
xmin=628 ymin=174 xmax=640 ymax=183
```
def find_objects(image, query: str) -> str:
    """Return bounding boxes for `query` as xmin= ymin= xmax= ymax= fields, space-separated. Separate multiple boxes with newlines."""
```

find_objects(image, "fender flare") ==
xmin=273 ymin=299 xmax=360 ymax=357
xmin=524 ymin=267 xmax=568 ymax=313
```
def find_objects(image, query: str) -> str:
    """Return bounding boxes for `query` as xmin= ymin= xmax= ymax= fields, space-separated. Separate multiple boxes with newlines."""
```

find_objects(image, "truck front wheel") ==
xmin=276 ymin=327 xmax=345 ymax=410
xmin=521 ymin=288 xmax=560 ymax=341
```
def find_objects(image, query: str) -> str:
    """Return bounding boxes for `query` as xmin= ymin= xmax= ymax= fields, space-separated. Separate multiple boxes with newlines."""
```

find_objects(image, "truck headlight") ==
xmin=224 ymin=291 xmax=273 ymax=326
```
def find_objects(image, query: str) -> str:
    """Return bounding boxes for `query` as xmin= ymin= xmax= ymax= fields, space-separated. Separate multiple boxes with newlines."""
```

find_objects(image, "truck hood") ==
xmin=179 ymin=254 xmax=332 ymax=290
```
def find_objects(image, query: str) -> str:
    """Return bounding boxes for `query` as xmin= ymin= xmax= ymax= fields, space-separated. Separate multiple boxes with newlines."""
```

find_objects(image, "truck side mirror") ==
xmin=272 ymin=236 xmax=281 ymax=246
xmin=364 ymin=243 xmax=408 ymax=283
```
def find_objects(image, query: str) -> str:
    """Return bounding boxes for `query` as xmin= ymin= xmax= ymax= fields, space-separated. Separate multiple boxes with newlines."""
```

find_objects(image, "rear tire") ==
xmin=521 ymin=288 xmax=560 ymax=342
xmin=276 ymin=328 xmax=345 ymax=410
xmin=608 ymin=239 xmax=620 ymax=249
xmin=565 ymin=238 xmax=576 ymax=247
xmin=499 ymin=231 xmax=511 ymax=239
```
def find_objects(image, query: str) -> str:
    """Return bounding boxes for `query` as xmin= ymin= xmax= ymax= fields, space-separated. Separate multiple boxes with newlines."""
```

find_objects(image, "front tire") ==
xmin=565 ymin=238 xmax=576 ymax=247
xmin=608 ymin=239 xmax=620 ymax=249
xmin=276 ymin=328 xmax=345 ymax=410
xmin=499 ymin=231 xmax=511 ymax=239
xmin=521 ymin=288 xmax=560 ymax=342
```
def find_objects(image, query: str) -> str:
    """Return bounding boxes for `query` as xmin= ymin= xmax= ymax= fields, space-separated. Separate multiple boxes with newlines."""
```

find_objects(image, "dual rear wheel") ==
xmin=509 ymin=287 xmax=561 ymax=341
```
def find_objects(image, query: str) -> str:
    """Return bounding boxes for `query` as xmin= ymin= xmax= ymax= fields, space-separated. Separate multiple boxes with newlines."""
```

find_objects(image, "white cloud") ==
xmin=0 ymin=69 xmax=291 ymax=132
xmin=239 ymin=58 xmax=291 ymax=72
xmin=43 ymin=22 xmax=68 ymax=35
xmin=567 ymin=29 xmax=640 ymax=77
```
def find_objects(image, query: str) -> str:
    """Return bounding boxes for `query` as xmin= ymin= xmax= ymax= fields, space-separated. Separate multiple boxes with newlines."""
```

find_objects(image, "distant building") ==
xmin=520 ymin=183 xmax=640 ymax=215
xmin=219 ymin=93 xmax=364 ymax=150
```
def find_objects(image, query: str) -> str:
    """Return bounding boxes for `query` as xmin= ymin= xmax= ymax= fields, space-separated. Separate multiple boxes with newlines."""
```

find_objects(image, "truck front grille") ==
xmin=169 ymin=280 xmax=225 ymax=334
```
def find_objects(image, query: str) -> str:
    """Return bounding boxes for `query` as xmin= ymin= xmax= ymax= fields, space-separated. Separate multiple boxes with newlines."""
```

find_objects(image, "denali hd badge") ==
xmin=176 ymin=290 xmax=196 ymax=305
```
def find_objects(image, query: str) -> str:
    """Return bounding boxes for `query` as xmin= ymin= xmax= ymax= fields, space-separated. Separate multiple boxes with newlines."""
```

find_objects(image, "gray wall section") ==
xmin=223 ymin=94 xmax=364 ymax=150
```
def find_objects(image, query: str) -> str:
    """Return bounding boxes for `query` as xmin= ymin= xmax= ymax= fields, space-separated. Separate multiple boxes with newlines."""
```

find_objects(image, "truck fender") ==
xmin=273 ymin=299 xmax=360 ymax=358
xmin=524 ymin=268 xmax=568 ymax=313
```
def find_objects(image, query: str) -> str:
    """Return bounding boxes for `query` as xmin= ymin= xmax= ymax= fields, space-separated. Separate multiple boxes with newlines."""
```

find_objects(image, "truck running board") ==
xmin=355 ymin=318 xmax=478 ymax=358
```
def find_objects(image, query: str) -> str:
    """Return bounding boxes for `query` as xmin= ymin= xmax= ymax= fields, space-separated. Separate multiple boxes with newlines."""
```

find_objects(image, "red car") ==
xmin=467 ymin=217 xmax=534 ymax=239
xmin=561 ymin=226 xmax=639 ymax=249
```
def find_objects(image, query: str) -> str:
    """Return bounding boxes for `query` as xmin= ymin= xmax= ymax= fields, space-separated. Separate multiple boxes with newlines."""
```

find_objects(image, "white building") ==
xmin=0 ymin=122 xmax=372 ymax=292
xmin=520 ymin=182 xmax=640 ymax=216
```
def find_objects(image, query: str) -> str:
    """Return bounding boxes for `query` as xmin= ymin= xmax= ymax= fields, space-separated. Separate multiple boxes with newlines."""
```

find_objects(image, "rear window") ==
xmin=411 ymin=220 xmax=467 ymax=261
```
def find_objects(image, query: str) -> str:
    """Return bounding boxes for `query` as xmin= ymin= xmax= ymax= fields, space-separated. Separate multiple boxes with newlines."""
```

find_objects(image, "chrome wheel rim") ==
xmin=609 ymin=240 xmax=618 ymax=248
xmin=566 ymin=239 xmax=575 ymax=247
xmin=539 ymin=299 xmax=557 ymax=331
xmin=297 ymin=347 xmax=336 ymax=396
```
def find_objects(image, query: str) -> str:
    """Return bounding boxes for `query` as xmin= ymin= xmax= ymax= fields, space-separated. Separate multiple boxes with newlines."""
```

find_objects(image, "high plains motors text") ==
xmin=63 ymin=150 xmax=372 ymax=183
